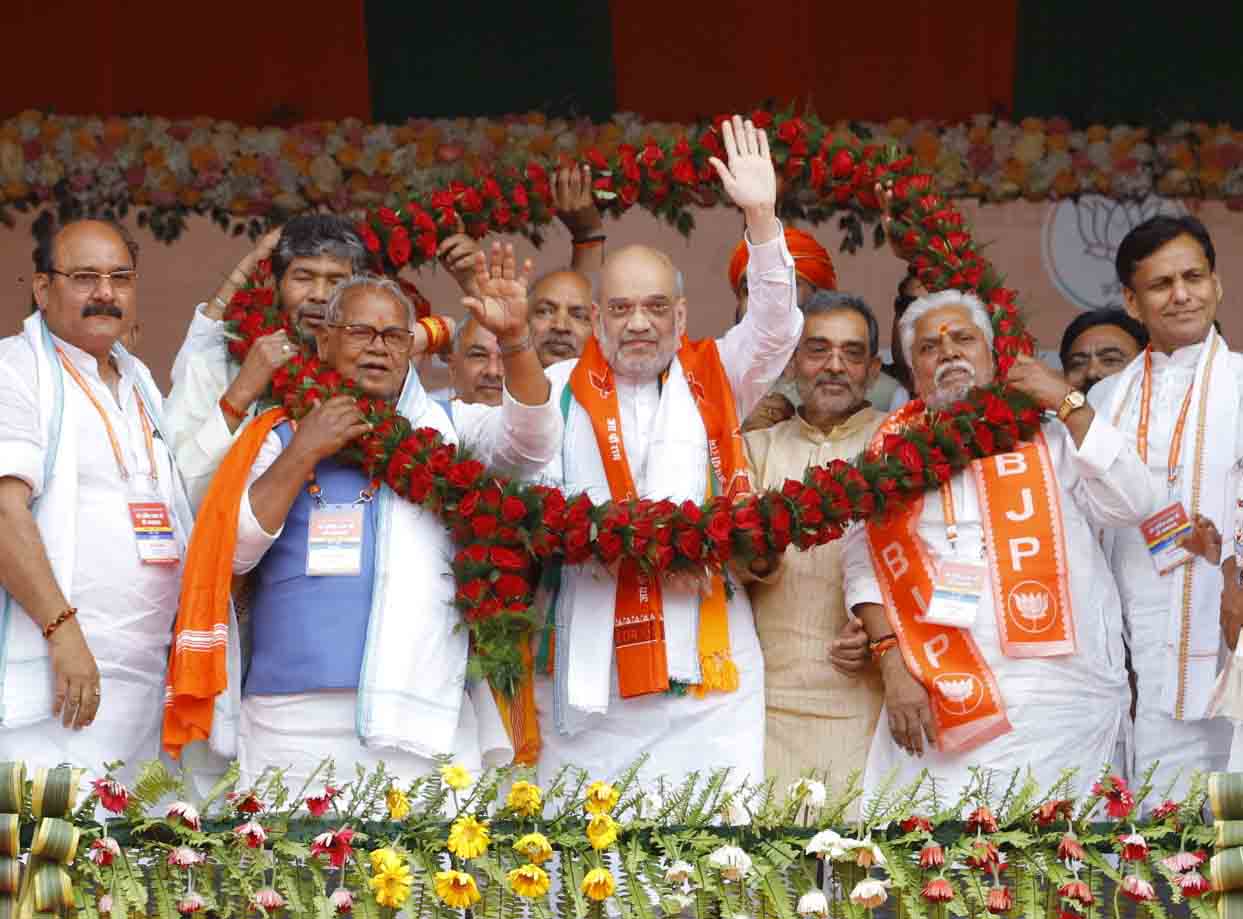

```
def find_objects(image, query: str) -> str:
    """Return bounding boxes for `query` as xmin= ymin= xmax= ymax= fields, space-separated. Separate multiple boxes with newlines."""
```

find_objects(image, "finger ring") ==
xmin=283 ymin=344 xmax=292 ymax=353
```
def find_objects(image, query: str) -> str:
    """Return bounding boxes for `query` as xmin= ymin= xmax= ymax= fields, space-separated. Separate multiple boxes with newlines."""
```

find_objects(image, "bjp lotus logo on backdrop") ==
xmin=1042 ymin=195 xmax=1185 ymax=311
xmin=933 ymin=672 xmax=985 ymax=717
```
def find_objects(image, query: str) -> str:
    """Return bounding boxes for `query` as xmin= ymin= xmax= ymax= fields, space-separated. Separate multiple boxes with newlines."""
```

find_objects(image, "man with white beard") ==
xmin=839 ymin=289 xmax=1156 ymax=801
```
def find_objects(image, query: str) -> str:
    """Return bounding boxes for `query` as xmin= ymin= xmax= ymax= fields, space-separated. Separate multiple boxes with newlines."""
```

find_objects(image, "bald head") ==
xmin=592 ymin=244 xmax=687 ymax=381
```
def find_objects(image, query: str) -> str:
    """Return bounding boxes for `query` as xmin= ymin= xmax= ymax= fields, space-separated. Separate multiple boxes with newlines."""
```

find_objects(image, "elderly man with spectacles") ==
xmin=0 ymin=219 xmax=194 ymax=790
xmin=164 ymin=251 xmax=561 ymax=787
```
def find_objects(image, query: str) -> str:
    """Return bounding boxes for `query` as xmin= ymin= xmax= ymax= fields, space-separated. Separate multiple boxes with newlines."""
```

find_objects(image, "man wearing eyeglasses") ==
xmin=164 ymin=256 xmax=562 ymax=785
xmin=0 ymin=219 xmax=194 ymax=790
xmin=526 ymin=115 xmax=802 ymax=791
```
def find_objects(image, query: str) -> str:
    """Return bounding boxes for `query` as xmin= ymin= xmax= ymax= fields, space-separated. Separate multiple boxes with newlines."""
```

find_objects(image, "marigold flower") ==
xmin=922 ymin=877 xmax=954 ymax=903
xmin=986 ymin=884 xmax=1012 ymax=914
xmin=514 ymin=831 xmax=553 ymax=865
xmin=370 ymin=862 xmax=413 ymax=909
xmin=177 ymin=893 xmax=206 ymax=915
xmin=1119 ymin=874 xmax=1155 ymax=903
xmin=251 ymin=887 xmax=285 ymax=911
xmin=796 ymin=889 xmax=829 ymax=918
xmin=439 ymin=763 xmax=473 ymax=790
xmin=369 ymin=848 xmax=403 ymax=874
xmin=581 ymin=867 xmax=615 ymax=902
xmin=507 ymin=863 xmax=551 ymax=899
xmin=234 ymin=819 xmax=267 ymax=848
xmin=446 ymin=815 xmax=490 ymax=859
xmin=587 ymin=813 xmax=619 ymax=851
xmin=92 ymin=779 xmax=130 ymax=815
xmin=385 ymin=787 xmax=410 ymax=821
xmin=849 ymin=878 xmax=890 ymax=909
xmin=584 ymin=780 xmax=619 ymax=815
xmin=89 ymin=837 xmax=120 ymax=866
xmin=328 ymin=888 xmax=353 ymax=913
xmin=1057 ymin=879 xmax=1093 ymax=905
xmin=166 ymin=801 xmax=201 ymax=831
xmin=708 ymin=844 xmax=752 ymax=881
xmin=506 ymin=780 xmax=543 ymax=817
xmin=919 ymin=842 xmax=944 ymax=869
xmin=1057 ymin=832 xmax=1085 ymax=862
xmin=1176 ymin=870 xmax=1211 ymax=897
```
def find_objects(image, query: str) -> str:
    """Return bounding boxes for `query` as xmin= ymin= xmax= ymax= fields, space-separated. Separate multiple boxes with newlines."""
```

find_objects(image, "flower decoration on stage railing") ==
xmin=8 ymin=109 xmax=1243 ymax=243
xmin=222 ymin=114 xmax=1038 ymax=694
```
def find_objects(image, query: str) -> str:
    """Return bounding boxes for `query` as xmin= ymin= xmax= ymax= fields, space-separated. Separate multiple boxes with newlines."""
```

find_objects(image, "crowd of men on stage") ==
xmin=3 ymin=114 xmax=1242 ymax=813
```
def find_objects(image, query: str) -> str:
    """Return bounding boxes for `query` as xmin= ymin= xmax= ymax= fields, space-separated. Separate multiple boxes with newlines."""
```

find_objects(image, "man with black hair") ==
xmin=1059 ymin=307 xmax=1148 ymax=393
xmin=166 ymin=214 xmax=372 ymax=507
xmin=0 ymin=219 xmax=193 ymax=786
xmin=1089 ymin=214 xmax=1239 ymax=801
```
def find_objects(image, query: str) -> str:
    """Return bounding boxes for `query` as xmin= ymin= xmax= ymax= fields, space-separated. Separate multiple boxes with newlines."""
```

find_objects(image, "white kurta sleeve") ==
xmin=170 ymin=305 xmax=226 ymax=389
xmin=1056 ymin=415 xmax=1157 ymax=528
xmin=233 ymin=431 xmax=285 ymax=575
xmin=0 ymin=343 xmax=43 ymax=494
xmin=716 ymin=225 xmax=804 ymax=421
xmin=450 ymin=379 xmax=562 ymax=479
xmin=842 ymin=521 xmax=885 ymax=611
xmin=166 ymin=349 xmax=245 ymax=510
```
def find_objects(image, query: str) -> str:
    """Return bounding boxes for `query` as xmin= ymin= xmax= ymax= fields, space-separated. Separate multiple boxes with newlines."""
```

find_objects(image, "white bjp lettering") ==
xmin=923 ymin=634 xmax=950 ymax=669
xmin=1008 ymin=536 xmax=1040 ymax=572
xmin=1004 ymin=487 xmax=1035 ymax=522
xmin=881 ymin=542 xmax=908 ymax=580
xmin=994 ymin=452 xmax=1027 ymax=477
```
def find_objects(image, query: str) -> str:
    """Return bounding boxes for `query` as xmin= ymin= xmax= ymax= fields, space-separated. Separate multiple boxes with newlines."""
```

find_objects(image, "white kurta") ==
xmin=0 ymin=334 xmax=187 ymax=785
xmin=1089 ymin=341 xmax=1242 ymax=798
xmin=232 ymin=380 xmax=559 ymax=786
xmin=841 ymin=417 xmax=1156 ymax=804
xmin=532 ymin=228 xmax=803 ymax=790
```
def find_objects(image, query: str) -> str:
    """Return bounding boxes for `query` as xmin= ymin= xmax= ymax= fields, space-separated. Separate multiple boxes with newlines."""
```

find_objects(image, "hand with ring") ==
xmin=47 ymin=619 xmax=101 ymax=729
xmin=223 ymin=330 xmax=297 ymax=425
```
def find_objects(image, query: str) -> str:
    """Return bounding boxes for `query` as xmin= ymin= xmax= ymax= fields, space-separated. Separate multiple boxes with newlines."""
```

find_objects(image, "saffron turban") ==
xmin=727 ymin=227 xmax=837 ymax=294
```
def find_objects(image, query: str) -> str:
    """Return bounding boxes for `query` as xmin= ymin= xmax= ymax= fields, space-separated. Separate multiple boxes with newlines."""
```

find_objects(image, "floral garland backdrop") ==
xmin=0 ymin=758 xmax=1222 ymax=919
xmin=224 ymin=115 xmax=1039 ymax=694
xmin=5 ymin=108 xmax=1243 ymax=245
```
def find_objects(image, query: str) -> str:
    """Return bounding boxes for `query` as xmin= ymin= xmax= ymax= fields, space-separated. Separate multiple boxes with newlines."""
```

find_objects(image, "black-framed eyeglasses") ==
xmin=328 ymin=322 xmax=414 ymax=352
xmin=49 ymin=268 xmax=138 ymax=293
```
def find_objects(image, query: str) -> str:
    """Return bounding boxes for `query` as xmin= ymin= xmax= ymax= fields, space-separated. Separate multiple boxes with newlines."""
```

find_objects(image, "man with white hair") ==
xmin=529 ymin=115 xmax=803 ymax=788
xmin=839 ymin=288 xmax=1156 ymax=801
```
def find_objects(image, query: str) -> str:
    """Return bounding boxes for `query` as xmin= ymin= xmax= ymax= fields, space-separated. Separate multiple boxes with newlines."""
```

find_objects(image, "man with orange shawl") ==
xmin=529 ymin=115 xmax=801 ymax=789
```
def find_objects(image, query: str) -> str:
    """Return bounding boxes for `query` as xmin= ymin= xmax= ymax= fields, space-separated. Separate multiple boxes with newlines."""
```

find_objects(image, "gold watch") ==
xmin=1056 ymin=389 xmax=1086 ymax=422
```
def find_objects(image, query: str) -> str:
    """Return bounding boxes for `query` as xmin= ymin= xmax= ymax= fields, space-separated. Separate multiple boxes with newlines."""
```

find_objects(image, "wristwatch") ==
xmin=1056 ymin=389 xmax=1087 ymax=422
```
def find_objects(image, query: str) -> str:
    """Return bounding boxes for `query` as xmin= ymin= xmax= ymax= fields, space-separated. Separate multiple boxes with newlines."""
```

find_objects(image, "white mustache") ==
xmin=934 ymin=360 xmax=976 ymax=387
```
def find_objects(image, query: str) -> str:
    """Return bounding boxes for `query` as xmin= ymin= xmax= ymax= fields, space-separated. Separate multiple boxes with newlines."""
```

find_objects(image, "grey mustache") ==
xmin=82 ymin=304 xmax=123 ymax=319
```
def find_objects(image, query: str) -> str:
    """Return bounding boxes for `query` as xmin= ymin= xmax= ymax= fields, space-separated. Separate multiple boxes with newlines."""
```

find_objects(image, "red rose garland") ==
xmin=224 ymin=112 xmax=1040 ymax=694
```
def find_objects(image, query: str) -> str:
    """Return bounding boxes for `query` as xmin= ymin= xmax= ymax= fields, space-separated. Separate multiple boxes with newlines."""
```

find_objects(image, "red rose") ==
xmin=447 ymin=460 xmax=485 ymax=489
xmin=585 ymin=148 xmax=609 ymax=171
xmin=376 ymin=207 xmax=400 ymax=227
xmin=458 ymin=578 xmax=488 ymax=604
xmin=360 ymin=225 xmax=381 ymax=254
xmin=973 ymin=423 xmax=996 ymax=455
xmin=564 ymin=525 xmax=591 ymax=559
xmin=471 ymin=515 xmax=498 ymax=538
xmin=672 ymin=159 xmax=696 ymax=185
xmin=639 ymin=142 xmax=662 ymax=167
xmin=386 ymin=227 xmax=412 ymax=268
xmin=458 ymin=490 xmax=480 ymax=517
xmin=776 ymin=118 xmax=805 ymax=144
xmin=501 ymin=496 xmax=526 ymax=523
xmin=427 ymin=445 xmax=454 ymax=475
xmin=650 ymin=545 xmax=675 ymax=571
xmin=679 ymin=500 xmax=703 ymax=524
xmin=750 ymin=111 xmax=773 ymax=129
xmin=982 ymin=394 xmax=1015 ymax=427
xmin=830 ymin=148 xmax=854 ymax=179
xmin=455 ymin=544 xmax=487 ymax=567
xmin=706 ymin=512 xmax=732 ymax=546
xmin=809 ymin=154 xmax=828 ymax=189
xmin=489 ymin=546 xmax=528 ymax=571
xmin=619 ymin=184 xmax=639 ymax=208
xmin=596 ymin=531 xmax=623 ymax=562
xmin=676 ymin=528 xmax=703 ymax=560
xmin=511 ymin=184 xmax=529 ymax=207
xmin=494 ymin=573 xmax=529 ymax=600
xmin=896 ymin=440 xmax=924 ymax=476
xmin=417 ymin=232 xmax=437 ymax=260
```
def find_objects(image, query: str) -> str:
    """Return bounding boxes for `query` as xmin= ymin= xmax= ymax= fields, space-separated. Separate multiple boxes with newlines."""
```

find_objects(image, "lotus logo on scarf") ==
xmin=589 ymin=368 xmax=613 ymax=400
xmin=1006 ymin=581 xmax=1055 ymax=634
xmin=933 ymin=673 xmax=985 ymax=716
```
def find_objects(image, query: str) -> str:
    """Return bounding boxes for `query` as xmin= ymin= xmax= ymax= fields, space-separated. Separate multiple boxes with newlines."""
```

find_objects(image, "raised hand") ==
xmin=554 ymin=164 xmax=604 ymax=238
xmin=708 ymin=115 xmax=778 ymax=241
xmin=461 ymin=241 xmax=534 ymax=345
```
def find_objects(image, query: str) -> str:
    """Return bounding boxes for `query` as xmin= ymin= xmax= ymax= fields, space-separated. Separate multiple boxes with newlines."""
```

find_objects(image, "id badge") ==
xmin=923 ymin=559 xmax=986 ymax=628
xmin=128 ymin=499 xmax=180 ymax=565
xmin=1139 ymin=501 xmax=1193 ymax=576
xmin=307 ymin=504 xmax=364 ymax=576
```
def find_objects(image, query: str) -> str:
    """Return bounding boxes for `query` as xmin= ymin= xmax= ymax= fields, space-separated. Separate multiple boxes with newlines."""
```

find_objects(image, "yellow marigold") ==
xmin=369 ymin=847 xmax=403 ymax=874
xmin=440 ymin=763 xmax=473 ymax=790
xmin=586 ymin=813 xmax=618 ymax=851
xmin=581 ymin=867 xmax=615 ymax=902
xmin=514 ymin=832 xmax=553 ymax=865
xmin=385 ymin=786 xmax=410 ymax=821
xmin=446 ymin=815 xmax=490 ymax=859
xmin=507 ymin=863 xmax=551 ymax=899
xmin=369 ymin=863 xmax=412 ymax=908
xmin=506 ymin=780 xmax=543 ymax=817
xmin=433 ymin=870 xmax=480 ymax=909
xmin=584 ymin=780 xmax=619 ymax=815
